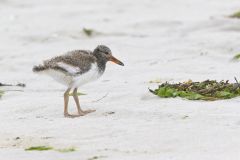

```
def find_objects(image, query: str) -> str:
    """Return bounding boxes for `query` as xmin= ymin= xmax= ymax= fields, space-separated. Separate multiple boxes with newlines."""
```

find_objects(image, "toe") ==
xmin=78 ymin=112 xmax=86 ymax=116
xmin=83 ymin=109 xmax=96 ymax=114
xmin=65 ymin=113 xmax=83 ymax=118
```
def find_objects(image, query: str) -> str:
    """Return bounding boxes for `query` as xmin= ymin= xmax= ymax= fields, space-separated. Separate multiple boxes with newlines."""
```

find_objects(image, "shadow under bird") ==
xmin=33 ymin=45 xmax=124 ymax=118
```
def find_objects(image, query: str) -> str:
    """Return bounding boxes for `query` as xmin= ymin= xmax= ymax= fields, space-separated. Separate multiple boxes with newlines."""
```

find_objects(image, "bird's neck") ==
xmin=93 ymin=53 xmax=107 ymax=73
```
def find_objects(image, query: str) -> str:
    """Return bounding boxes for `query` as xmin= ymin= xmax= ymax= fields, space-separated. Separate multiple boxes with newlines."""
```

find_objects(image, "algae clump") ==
xmin=230 ymin=11 xmax=240 ymax=18
xmin=0 ymin=90 xmax=4 ymax=98
xmin=25 ymin=146 xmax=53 ymax=151
xmin=149 ymin=80 xmax=240 ymax=101
xmin=25 ymin=146 xmax=76 ymax=152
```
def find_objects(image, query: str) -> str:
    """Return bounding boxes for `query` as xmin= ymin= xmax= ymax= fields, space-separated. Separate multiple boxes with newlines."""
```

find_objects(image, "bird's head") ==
xmin=93 ymin=45 xmax=124 ymax=66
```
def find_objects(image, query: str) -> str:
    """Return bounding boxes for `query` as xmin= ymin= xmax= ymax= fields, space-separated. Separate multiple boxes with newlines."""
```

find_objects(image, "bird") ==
xmin=33 ymin=45 xmax=124 ymax=118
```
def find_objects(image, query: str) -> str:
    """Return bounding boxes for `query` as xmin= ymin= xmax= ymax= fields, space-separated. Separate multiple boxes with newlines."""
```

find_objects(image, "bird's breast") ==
xmin=72 ymin=63 xmax=103 ymax=88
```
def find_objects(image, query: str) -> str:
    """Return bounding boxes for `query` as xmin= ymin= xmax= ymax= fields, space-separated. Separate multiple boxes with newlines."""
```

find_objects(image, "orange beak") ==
xmin=109 ymin=55 xmax=124 ymax=66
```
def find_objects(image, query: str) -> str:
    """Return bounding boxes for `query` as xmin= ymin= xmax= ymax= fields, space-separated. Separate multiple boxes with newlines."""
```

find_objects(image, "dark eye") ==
xmin=105 ymin=52 xmax=109 ymax=55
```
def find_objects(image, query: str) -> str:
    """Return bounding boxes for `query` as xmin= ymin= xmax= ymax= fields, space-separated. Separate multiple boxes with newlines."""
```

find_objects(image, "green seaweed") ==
xmin=88 ymin=156 xmax=99 ymax=160
xmin=88 ymin=156 xmax=106 ymax=160
xmin=25 ymin=146 xmax=53 ymax=151
xmin=56 ymin=147 xmax=76 ymax=153
xmin=0 ymin=90 xmax=4 ymax=98
xmin=25 ymin=146 xmax=76 ymax=152
xmin=83 ymin=28 xmax=94 ymax=36
xmin=230 ymin=11 xmax=240 ymax=18
xmin=149 ymin=80 xmax=240 ymax=101
xmin=69 ymin=92 xmax=86 ymax=96
xmin=232 ymin=53 xmax=240 ymax=61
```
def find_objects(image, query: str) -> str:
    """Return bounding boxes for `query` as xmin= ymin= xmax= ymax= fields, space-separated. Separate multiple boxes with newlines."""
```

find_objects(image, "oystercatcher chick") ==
xmin=33 ymin=45 xmax=124 ymax=118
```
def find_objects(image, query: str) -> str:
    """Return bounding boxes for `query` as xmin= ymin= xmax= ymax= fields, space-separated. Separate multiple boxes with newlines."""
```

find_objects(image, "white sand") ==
xmin=1 ymin=0 xmax=240 ymax=159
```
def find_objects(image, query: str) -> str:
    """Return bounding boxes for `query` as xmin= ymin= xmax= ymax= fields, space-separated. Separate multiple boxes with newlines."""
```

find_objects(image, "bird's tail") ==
xmin=32 ymin=65 xmax=47 ymax=72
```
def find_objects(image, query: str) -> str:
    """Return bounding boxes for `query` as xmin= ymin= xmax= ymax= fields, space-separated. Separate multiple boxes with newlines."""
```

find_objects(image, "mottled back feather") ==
xmin=43 ymin=50 xmax=97 ymax=75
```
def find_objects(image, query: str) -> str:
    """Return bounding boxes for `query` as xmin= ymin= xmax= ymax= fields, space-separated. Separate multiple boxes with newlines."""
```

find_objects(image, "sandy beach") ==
xmin=1 ymin=0 xmax=240 ymax=159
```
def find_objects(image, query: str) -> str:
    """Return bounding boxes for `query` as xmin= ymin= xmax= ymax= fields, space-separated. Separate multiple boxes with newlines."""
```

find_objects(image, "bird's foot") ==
xmin=82 ymin=109 xmax=96 ymax=114
xmin=76 ymin=109 xmax=95 ymax=116
xmin=64 ymin=110 xmax=96 ymax=118
xmin=64 ymin=113 xmax=83 ymax=118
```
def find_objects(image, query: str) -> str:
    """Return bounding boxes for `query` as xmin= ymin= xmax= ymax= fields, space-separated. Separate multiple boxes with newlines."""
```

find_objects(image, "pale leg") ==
xmin=73 ymin=88 xmax=96 ymax=116
xmin=64 ymin=88 xmax=71 ymax=117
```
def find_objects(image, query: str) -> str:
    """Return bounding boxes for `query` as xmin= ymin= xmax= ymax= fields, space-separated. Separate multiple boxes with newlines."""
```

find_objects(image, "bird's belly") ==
xmin=72 ymin=66 xmax=102 ymax=88
xmin=41 ymin=63 xmax=102 ymax=88
xmin=45 ymin=69 xmax=73 ymax=86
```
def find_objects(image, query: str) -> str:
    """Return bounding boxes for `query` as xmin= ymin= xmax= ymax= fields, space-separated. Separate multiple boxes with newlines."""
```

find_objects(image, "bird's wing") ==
xmin=66 ymin=50 xmax=92 ymax=55
xmin=56 ymin=62 xmax=81 ymax=75
xmin=44 ymin=50 xmax=96 ymax=75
